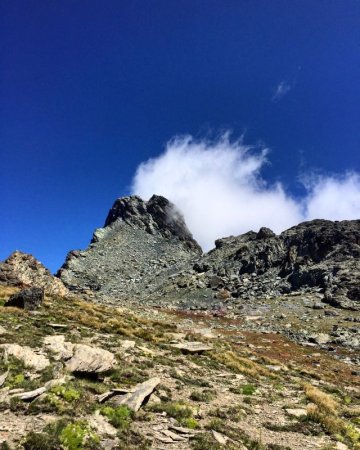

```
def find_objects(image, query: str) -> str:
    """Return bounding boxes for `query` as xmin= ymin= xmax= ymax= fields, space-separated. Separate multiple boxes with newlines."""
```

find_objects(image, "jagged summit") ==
xmin=103 ymin=195 xmax=201 ymax=252
xmin=58 ymin=195 xmax=201 ymax=299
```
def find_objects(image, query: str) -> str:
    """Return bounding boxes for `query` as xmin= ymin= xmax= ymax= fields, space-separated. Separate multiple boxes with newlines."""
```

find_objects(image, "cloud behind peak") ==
xmin=132 ymin=134 xmax=360 ymax=250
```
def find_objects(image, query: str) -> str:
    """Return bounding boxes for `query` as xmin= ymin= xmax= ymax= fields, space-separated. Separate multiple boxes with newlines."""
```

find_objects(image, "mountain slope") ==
xmin=57 ymin=195 xmax=201 ymax=302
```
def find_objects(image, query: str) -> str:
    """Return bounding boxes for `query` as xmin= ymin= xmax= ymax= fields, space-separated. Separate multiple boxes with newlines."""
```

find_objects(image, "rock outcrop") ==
xmin=103 ymin=195 xmax=200 ymax=252
xmin=158 ymin=219 xmax=360 ymax=311
xmin=58 ymin=195 xmax=201 ymax=300
xmin=0 ymin=251 xmax=68 ymax=296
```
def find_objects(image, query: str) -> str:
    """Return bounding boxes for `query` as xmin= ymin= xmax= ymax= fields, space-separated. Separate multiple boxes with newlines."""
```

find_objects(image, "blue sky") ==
xmin=1 ymin=0 xmax=359 ymax=272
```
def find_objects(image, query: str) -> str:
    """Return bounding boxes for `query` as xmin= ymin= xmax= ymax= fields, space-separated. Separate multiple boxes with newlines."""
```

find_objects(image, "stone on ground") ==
xmin=112 ymin=377 xmax=160 ymax=411
xmin=1 ymin=343 xmax=50 ymax=372
xmin=171 ymin=341 xmax=213 ymax=353
xmin=65 ymin=344 xmax=116 ymax=373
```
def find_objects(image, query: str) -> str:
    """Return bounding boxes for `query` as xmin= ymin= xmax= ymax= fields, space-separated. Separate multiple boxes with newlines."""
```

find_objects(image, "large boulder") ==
xmin=65 ymin=344 xmax=116 ymax=373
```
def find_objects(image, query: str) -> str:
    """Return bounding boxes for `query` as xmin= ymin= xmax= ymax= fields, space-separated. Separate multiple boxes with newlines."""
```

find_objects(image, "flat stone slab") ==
xmin=119 ymin=340 xmax=136 ymax=350
xmin=97 ymin=388 xmax=134 ymax=403
xmin=285 ymin=408 xmax=307 ymax=418
xmin=169 ymin=425 xmax=201 ymax=435
xmin=10 ymin=376 xmax=69 ymax=401
xmin=112 ymin=377 xmax=160 ymax=411
xmin=161 ymin=429 xmax=186 ymax=441
xmin=171 ymin=341 xmax=213 ymax=353
xmin=212 ymin=429 xmax=229 ymax=445
xmin=309 ymin=333 xmax=331 ymax=345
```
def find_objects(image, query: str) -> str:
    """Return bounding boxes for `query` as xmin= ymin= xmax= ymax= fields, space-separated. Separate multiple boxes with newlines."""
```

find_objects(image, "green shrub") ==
xmin=100 ymin=405 xmax=133 ymax=430
xmin=242 ymin=384 xmax=257 ymax=396
xmin=190 ymin=390 xmax=216 ymax=403
xmin=178 ymin=417 xmax=199 ymax=429
xmin=51 ymin=385 xmax=81 ymax=402
xmin=149 ymin=401 xmax=193 ymax=420
xmin=0 ymin=443 xmax=11 ymax=450
xmin=22 ymin=419 xmax=68 ymax=450
xmin=23 ymin=432 xmax=58 ymax=450
xmin=60 ymin=421 xmax=99 ymax=450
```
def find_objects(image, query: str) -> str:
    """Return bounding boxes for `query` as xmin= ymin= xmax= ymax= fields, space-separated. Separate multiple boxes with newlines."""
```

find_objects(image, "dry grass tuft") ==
xmin=0 ymin=285 xmax=20 ymax=298
xmin=306 ymin=403 xmax=344 ymax=434
xmin=304 ymin=383 xmax=339 ymax=415
xmin=305 ymin=384 xmax=360 ymax=447
xmin=0 ymin=306 xmax=26 ymax=316
xmin=213 ymin=350 xmax=273 ymax=379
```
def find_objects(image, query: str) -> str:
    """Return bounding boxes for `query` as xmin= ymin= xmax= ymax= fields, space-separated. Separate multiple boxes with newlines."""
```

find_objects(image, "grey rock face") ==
xmin=5 ymin=287 xmax=44 ymax=310
xmin=163 ymin=219 xmax=360 ymax=311
xmin=58 ymin=195 xmax=202 ymax=300
xmin=104 ymin=195 xmax=201 ymax=252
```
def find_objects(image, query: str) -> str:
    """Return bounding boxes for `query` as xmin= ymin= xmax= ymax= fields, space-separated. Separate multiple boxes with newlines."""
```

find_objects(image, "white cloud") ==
xmin=272 ymin=81 xmax=291 ymax=101
xmin=132 ymin=134 xmax=360 ymax=251
xmin=304 ymin=173 xmax=360 ymax=220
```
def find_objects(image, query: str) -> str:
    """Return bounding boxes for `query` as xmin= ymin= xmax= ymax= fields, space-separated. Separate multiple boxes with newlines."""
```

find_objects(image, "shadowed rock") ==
xmin=104 ymin=195 xmax=201 ymax=252
xmin=5 ymin=287 xmax=44 ymax=310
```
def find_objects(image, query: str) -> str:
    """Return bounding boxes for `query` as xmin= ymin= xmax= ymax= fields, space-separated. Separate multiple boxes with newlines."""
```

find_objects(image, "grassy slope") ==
xmin=0 ymin=286 xmax=359 ymax=450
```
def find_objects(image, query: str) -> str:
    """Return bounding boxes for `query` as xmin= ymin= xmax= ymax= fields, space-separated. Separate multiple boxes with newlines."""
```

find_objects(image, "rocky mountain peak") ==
xmin=103 ymin=195 xmax=201 ymax=252
xmin=58 ymin=195 xmax=201 ymax=298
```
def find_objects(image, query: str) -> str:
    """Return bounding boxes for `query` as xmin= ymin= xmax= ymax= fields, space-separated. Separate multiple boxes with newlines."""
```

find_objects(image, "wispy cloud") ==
xmin=132 ymin=133 xmax=360 ymax=250
xmin=272 ymin=81 xmax=292 ymax=101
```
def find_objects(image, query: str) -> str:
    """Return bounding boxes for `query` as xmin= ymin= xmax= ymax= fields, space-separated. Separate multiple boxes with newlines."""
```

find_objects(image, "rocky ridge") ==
xmin=57 ymin=196 xmax=360 ymax=313
xmin=0 ymin=251 xmax=68 ymax=297
xmin=0 ymin=195 xmax=359 ymax=449
xmin=58 ymin=195 xmax=201 ymax=299
xmin=161 ymin=219 xmax=360 ymax=311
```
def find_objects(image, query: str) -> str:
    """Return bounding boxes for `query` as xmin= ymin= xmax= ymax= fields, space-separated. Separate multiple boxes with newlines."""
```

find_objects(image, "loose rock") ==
xmin=1 ymin=343 xmax=50 ymax=372
xmin=112 ymin=377 xmax=160 ymax=411
xmin=65 ymin=344 xmax=116 ymax=373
